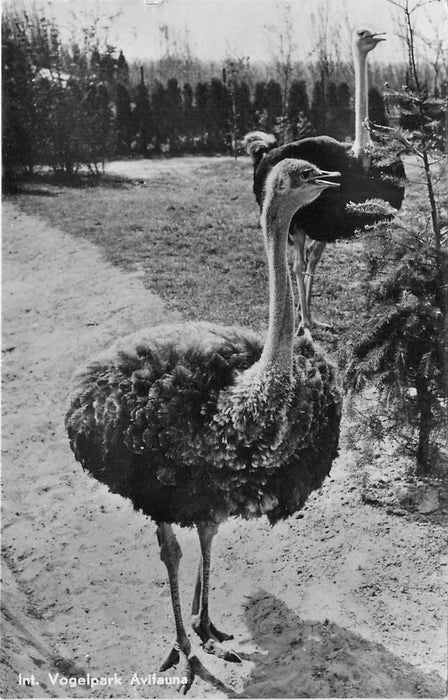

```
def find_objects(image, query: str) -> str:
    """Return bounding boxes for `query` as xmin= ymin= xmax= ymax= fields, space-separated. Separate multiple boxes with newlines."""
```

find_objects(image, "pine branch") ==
xmin=364 ymin=119 xmax=424 ymax=158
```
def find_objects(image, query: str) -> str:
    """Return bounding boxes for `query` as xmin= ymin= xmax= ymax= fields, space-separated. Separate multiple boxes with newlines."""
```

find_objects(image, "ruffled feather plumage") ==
xmin=252 ymin=136 xmax=405 ymax=242
xmin=66 ymin=322 xmax=341 ymax=526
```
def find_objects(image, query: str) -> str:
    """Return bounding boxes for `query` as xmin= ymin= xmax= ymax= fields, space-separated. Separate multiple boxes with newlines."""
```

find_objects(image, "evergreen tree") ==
xmin=84 ymin=81 xmax=115 ymax=172
xmin=90 ymin=47 xmax=101 ymax=78
xmin=253 ymin=81 xmax=266 ymax=126
xmin=2 ymin=7 xmax=116 ymax=182
xmin=311 ymin=79 xmax=326 ymax=134
xmin=116 ymin=82 xmax=132 ymax=154
xmin=166 ymin=77 xmax=182 ymax=151
xmin=116 ymin=50 xmax=129 ymax=84
xmin=369 ymin=86 xmax=388 ymax=126
xmin=286 ymin=80 xmax=311 ymax=140
xmin=337 ymin=82 xmax=352 ymax=138
xmin=264 ymin=79 xmax=282 ymax=132
xmin=346 ymin=0 xmax=447 ymax=473
xmin=326 ymin=81 xmax=340 ymax=138
xmin=207 ymin=77 xmax=229 ymax=151
xmin=183 ymin=82 xmax=193 ymax=110
xmin=326 ymin=81 xmax=352 ymax=140
xmin=133 ymin=67 xmax=151 ymax=155
xmin=235 ymin=81 xmax=253 ymax=137
xmin=2 ymin=21 xmax=37 ymax=187
xmin=194 ymin=81 xmax=209 ymax=147
xmin=99 ymin=45 xmax=116 ymax=85
xmin=151 ymin=79 xmax=168 ymax=151
xmin=287 ymin=80 xmax=309 ymax=119
xmin=182 ymin=82 xmax=194 ymax=151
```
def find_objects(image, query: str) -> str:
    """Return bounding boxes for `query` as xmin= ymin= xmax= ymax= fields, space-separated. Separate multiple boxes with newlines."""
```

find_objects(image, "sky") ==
xmin=9 ymin=0 xmax=448 ymax=65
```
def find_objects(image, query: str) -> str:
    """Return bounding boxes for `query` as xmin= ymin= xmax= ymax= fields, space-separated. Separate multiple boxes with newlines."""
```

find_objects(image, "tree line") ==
xmin=3 ymin=6 xmax=443 ymax=190
xmin=2 ymin=7 xmax=393 ymax=188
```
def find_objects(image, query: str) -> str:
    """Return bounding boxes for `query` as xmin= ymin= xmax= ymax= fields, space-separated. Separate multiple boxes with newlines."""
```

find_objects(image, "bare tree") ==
xmin=222 ymin=57 xmax=251 ymax=159
xmin=308 ymin=1 xmax=349 ymax=132
xmin=265 ymin=1 xmax=299 ymax=141
xmin=158 ymin=24 xmax=197 ymax=85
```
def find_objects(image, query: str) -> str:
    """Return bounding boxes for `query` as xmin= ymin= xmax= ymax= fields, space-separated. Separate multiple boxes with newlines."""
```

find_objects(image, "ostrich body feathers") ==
xmin=252 ymin=136 xmax=405 ymax=241
xmin=66 ymin=321 xmax=341 ymax=527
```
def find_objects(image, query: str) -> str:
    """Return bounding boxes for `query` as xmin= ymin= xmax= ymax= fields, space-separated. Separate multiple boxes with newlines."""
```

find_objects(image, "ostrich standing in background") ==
xmin=243 ymin=29 xmax=405 ymax=336
xmin=66 ymin=159 xmax=342 ymax=692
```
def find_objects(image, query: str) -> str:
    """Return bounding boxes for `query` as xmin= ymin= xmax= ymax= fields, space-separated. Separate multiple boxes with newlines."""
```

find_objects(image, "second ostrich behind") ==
xmin=243 ymin=29 xmax=406 ymax=337
xmin=66 ymin=159 xmax=342 ymax=693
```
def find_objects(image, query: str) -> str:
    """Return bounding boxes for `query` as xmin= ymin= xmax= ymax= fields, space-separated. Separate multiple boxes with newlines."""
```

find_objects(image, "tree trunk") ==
xmin=416 ymin=378 xmax=433 ymax=474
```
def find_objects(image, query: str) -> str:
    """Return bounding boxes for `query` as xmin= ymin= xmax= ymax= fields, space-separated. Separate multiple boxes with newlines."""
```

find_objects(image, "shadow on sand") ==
xmin=224 ymin=590 xmax=445 ymax=698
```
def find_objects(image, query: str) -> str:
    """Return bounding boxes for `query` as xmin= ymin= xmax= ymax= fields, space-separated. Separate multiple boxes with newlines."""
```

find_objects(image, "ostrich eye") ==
xmin=300 ymin=169 xmax=313 ymax=180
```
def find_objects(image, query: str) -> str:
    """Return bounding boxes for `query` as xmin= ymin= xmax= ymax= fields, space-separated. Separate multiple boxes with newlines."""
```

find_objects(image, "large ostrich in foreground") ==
xmin=66 ymin=159 xmax=342 ymax=692
xmin=243 ymin=29 xmax=405 ymax=336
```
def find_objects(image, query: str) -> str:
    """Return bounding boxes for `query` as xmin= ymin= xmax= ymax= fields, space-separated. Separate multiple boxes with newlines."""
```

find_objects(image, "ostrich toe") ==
xmin=192 ymin=619 xmax=241 ymax=662
xmin=297 ymin=318 xmax=334 ymax=338
xmin=296 ymin=323 xmax=313 ymax=340
xmin=313 ymin=319 xmax=335 ymax=332
xmin=203 ymin=639 xmax=242 ymax=663
xmin=176 ymin=649 xmax=194 ymax=695
xmin=159 ymin=645 xmax=180 ymax=672
xmin=160 ymin=641 xmax=194 ymax=692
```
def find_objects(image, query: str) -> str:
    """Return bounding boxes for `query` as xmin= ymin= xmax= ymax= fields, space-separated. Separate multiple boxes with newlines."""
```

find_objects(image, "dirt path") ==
xmin=1 ymin=199 xmax=447 ymax=699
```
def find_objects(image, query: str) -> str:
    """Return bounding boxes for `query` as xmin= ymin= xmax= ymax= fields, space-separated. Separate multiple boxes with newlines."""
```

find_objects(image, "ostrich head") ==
xmin=241 ymin=130 xmax=277 ymax=153
xmin=265 ymin=159 xmax=340 ymax=217
xmin=352 ymin=28 xmax=386 ymax=56
xmin=261 ymin=159 xmax=340 ymax=240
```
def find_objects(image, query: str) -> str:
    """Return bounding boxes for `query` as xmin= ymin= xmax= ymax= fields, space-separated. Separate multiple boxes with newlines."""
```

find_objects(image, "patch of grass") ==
xmin=10 ymin=157 xmax=371 ymax=359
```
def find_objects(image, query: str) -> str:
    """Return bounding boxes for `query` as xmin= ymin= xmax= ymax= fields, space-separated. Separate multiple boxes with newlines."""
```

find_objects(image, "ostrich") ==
xmin=66 ymin=159 xmax=342 ymax=692
xmin=243 ymin=28 xmax=405 ymax=336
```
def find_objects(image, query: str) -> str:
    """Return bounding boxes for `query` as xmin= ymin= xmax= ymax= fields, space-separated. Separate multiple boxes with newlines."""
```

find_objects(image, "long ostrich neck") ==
xmin=258 ymin=200 xmax=295 ymax=373
xmin=353 ymin=49 xmax=371 ymax=156
xmin=220 ymin=189 xmax=298 ymax=433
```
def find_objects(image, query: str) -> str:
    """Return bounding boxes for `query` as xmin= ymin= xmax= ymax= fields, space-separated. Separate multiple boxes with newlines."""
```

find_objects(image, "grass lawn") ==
xmin=9 ymin=156 xmax=372 ymax=365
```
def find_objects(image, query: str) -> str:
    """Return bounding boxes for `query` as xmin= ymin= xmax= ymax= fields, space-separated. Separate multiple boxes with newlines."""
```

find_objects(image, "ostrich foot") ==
xmin=192 ymin=619 xmax=241 ymax=662
xmin=192 ymin=617 xmax=233 ymax=643
xmin=202 ymin=638 xmax=242 ymax=662
xmin=296 ymin=319 xmax=334 ymax=338
xmin=312 ymin=319 xmax=335 ymax=332
xmin=160 ymin=641 xmax=194 ymax=694
xmin=296 ymin=323 xmax=313 ymax=341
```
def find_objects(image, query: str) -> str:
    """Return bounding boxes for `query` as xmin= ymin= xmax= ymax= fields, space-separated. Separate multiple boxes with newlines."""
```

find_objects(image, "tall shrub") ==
xmin=345 ymin=0 xmax=447 ymax=473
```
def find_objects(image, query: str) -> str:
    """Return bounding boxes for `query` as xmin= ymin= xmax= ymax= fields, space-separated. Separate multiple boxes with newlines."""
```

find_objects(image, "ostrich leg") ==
xmin=291 ymin=227 xmax=312 ymax=337
xmin=192 ymin=521 xmax=241 ymax=662
xmin=191 ymin=557 xmax=233 ymax=642
xmin=304 ymin=240 xmax=334 ymax=331
xmin=291 ymin=230 xmax=333 ymax=335
xmin=156 ymin=523 xmax=193 ymax=693
xmin=191 ymin=559 xmax=202 ymax=616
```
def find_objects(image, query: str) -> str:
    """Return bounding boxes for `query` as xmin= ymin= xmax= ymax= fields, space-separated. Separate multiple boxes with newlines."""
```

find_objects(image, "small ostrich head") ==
xmin=261 ymin=159 xmax=340 ymax=235
xmin=265 ymin=159 xmax=340 ymax=213
xmin=352 ymin=28 xmax=386 ymax=56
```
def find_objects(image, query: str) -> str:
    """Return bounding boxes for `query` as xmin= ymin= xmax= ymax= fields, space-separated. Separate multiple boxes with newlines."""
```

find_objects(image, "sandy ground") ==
xmin=1 ymin=174 xmax=447 ymax=700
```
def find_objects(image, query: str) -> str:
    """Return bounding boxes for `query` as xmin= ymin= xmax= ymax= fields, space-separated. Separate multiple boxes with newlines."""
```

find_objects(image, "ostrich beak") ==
xmin=371 ymin=32 xmax=386 ymax=42
xmin=311 ymin=170 xmax=341 ymax=188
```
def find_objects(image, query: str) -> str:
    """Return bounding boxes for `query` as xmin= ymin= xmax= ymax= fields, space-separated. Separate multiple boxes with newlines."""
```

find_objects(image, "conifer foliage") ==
xmin=345 ymin=0 xmax=447 ymax=473
xmin=2 ymin=9 xmax=120 ymax=186
xmin=3 ymin=5 xmax=387 ymax=186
